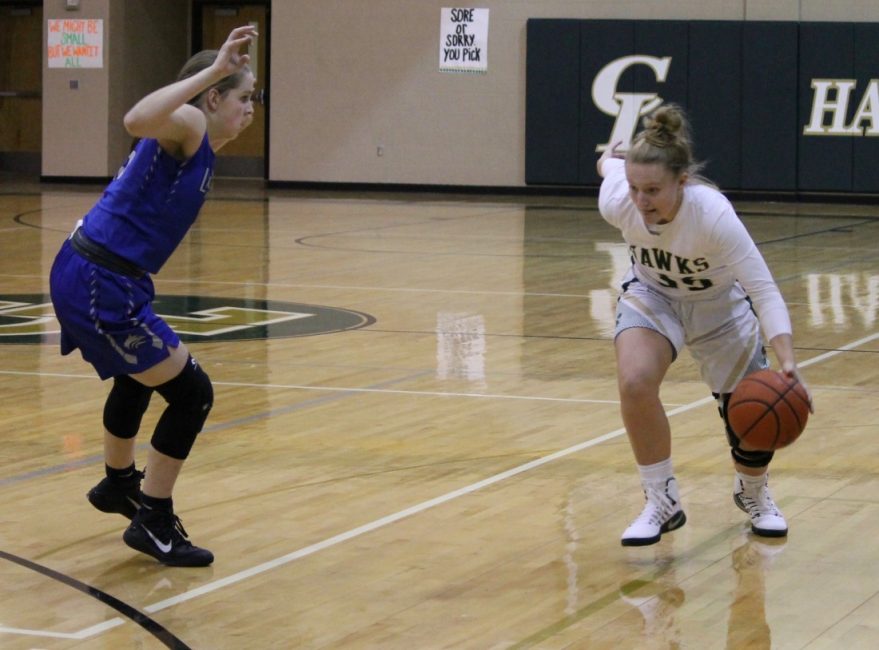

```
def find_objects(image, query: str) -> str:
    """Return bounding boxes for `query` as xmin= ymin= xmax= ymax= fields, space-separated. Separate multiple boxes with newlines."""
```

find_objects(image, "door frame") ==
xmin=192 ymin=0 xmax=271 ymax=179
xmin=0 ymin=0 xmax=43 ymax=175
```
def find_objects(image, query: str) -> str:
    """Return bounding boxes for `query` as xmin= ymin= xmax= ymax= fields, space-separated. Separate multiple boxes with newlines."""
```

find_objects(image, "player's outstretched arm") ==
xmin=123 ymin=25 xmax=257 ymax=150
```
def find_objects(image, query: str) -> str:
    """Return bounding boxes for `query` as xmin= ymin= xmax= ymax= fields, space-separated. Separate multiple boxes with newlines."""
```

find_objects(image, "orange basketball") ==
xmin=727 ymin=369 xmax=810 ymax=451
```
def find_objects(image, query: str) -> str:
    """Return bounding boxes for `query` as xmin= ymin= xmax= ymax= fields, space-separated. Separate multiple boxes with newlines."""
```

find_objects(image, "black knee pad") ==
xmin=151 ymin=356 xmax=213 ymax=460
xmin=103 ymin=375 xmax=153 ymax=439
xmin=731 ymin=445 xmax=774 ymax=468
xmin=713 ymin=392 xmax=774 ymax=468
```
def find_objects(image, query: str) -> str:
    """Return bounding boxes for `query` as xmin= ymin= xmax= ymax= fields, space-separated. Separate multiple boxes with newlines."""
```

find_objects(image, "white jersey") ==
xmin=598 ymin=158 xmax=792 ymax=342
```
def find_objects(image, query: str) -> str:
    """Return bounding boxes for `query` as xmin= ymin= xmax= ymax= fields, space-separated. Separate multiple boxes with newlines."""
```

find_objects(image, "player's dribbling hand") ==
xmin=781 ymin=363 xmax=814 ymax=413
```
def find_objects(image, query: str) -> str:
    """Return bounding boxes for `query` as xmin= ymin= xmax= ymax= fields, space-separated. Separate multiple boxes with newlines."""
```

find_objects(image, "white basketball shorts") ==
xmin=614 ymin=270 xmax=768 ymax=394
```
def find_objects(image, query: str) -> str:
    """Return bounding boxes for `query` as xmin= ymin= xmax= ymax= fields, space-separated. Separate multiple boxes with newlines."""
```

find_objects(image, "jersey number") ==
xmin=657 ymin=273 xmax=714 ymax=291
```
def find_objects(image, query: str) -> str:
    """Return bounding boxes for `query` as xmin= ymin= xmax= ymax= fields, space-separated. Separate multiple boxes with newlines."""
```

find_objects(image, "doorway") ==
xmin=194 ymin=1 xmax=270 ymax=178
xmin=0 ymin=1 xmax=42 ymax=176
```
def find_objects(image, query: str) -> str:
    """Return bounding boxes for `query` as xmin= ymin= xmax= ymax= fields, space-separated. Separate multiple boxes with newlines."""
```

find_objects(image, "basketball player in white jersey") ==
xmin=596 ymin=104 xmax=813 ymax=546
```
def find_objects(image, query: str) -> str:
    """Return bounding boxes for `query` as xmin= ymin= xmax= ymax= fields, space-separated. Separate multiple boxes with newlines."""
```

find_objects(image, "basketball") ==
xmin=727 ymin=369 xmax=810 ymax=451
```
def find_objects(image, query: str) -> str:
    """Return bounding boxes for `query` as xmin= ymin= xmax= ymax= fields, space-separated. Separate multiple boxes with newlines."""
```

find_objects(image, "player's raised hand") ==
xmin=214 ymin=25 xmax=258 ymax=77
xmin=596 ymin=140 xmax=626 ymax=177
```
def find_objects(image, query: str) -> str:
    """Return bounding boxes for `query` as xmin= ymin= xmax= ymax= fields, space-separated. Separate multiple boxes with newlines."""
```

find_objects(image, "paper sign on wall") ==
xmin=48 ymin=19 xmax=103 ymax=68
xmin=439 ymin=8 xmax=488 ymax=73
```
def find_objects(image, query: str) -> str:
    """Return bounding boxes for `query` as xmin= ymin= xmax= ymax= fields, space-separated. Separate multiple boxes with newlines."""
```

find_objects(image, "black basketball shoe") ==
xmin=123 ymin=508 xmax=214 ymax=567
xmin=87 ymin=469 xmax=144 ymax=520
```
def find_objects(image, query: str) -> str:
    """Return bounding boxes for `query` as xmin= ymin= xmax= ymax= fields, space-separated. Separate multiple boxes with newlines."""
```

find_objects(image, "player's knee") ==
xmin=151 ymin=357 xmax=213 ymax=460
xmin=103 ymin=375 xmax=153 ymax=439
xmin=713 ymin=392 xmax=774 ymax=468
xmin=618 ymin=370 xmax=659 ymax=403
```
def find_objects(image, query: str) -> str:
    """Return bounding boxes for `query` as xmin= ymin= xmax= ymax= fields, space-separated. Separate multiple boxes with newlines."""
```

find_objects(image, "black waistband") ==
xmin=69 ymin=228 xmax=146 ymax=279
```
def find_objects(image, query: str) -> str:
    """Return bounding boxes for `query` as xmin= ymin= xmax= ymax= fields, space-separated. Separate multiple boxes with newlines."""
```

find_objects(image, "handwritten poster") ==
xmin=48 ymin=19 xmax=103 ymax=68
xmin=439 ymin=8 xmax=488 ymax=73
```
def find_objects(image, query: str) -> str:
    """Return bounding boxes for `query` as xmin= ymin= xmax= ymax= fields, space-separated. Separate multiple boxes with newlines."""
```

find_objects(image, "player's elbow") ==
xmin=123 ymin=106 xmax=164 ymax=138
xmin=123 ymin=109 xmax=147 ymax=137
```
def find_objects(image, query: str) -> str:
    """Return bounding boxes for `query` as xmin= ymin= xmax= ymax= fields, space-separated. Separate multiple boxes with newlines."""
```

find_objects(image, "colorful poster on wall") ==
xmin=47 ymin=19 xmax=103 ymax=68
xmin=439 ymin=8 xmax=488 ymax=73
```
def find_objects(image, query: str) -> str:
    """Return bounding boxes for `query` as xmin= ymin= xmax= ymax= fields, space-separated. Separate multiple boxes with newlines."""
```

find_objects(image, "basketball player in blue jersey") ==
xmin=49 ymin=25 xmax=258 ymax=567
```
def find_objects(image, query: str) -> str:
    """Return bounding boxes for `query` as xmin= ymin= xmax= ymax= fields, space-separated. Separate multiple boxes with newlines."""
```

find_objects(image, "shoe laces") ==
xmin=737 ymin=482 xmax=780 ymax=518
xmin=636 ymin=486 xmax=678 ymax=526
xmin=144 ymin=510 xmax=191 ymax=544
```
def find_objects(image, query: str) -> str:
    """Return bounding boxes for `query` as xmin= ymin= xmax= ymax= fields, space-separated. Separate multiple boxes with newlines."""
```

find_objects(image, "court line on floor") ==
xmin=4 ymin=331 xmax=876 ymax=642
xmin=0 ymin=328 xmax=872 ymax=491
xmin=124 ymin=331 xmax=879 ymax=614
xmin=215 ymin=380 xmax=624 ymax=404
xmin=0 ymin=369 xmax=629 ymax=490
xmin=0 ymin=550 xmax=189 ymax=647
xmin=0 ymin=368 xmax=623 ymax=405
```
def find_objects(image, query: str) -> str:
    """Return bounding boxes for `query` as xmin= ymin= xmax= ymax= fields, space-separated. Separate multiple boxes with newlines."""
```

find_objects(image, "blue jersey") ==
xmin=80 ymin=135 xmax=215 ymax=274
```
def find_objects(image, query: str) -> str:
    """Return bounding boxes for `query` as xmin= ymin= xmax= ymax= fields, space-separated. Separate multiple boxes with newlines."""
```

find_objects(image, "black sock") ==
xmin=106 ymin=463 xmax=137 ymax=481
xmin=141 ymin=494 xmax=173 ymax=512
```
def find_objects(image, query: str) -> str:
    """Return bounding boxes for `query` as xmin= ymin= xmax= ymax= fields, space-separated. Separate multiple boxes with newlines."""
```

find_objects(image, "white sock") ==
xmin=637 ymin=458 xmax=674 ymax=487
xmin=737 ymin=471 xmax=767 ymax=491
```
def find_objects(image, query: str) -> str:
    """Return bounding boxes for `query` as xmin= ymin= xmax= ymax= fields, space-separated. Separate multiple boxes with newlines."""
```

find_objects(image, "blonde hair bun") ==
xmin=626 ymin=103 xmax=709 ymax=182
xmin=641 ymin=105 xmax=688 ymax=148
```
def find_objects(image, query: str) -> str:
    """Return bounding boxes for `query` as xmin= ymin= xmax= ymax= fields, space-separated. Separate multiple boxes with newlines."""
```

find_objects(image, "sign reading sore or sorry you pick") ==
xmin=439 ymin=8 xmax=488 ymax=73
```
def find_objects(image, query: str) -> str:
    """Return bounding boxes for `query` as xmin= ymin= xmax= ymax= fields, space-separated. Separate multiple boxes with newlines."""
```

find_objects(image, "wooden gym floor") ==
xmin=0 ymin=174 xmax=877 ymax=649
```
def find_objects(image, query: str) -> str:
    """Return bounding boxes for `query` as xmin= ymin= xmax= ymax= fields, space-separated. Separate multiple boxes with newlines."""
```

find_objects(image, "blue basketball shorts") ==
xmin=49 ymin=239 xmax=180 ymax=380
